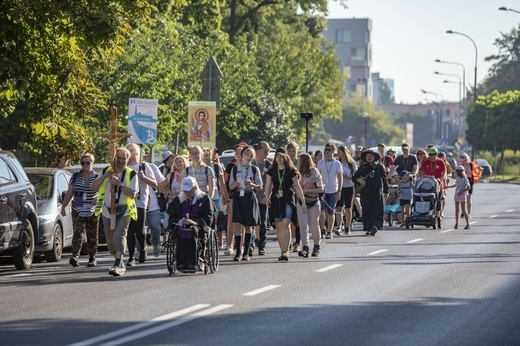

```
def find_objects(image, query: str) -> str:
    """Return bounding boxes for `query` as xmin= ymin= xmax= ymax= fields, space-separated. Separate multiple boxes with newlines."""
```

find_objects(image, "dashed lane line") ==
xmin=506 ymin=209 xmax=514 ymax=213
xmin=489 ymin=215 xmax=499 ymax=218
xmin=407 ymin=238 xmax=425 ymax=243
xmin=316 ymin=264 xmax=343 ymax=272
xmin=367 ymin=249 xmax=389 ymax=256
xmin=243 ymin=285 xmax=281 ymax=296
xmin=68 ymin=304 xmax=210 ymax=346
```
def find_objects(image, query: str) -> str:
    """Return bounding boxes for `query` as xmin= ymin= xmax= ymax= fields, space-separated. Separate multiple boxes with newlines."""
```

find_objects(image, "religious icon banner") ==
xmin=188 ymin=101 xmax=216 ymax=148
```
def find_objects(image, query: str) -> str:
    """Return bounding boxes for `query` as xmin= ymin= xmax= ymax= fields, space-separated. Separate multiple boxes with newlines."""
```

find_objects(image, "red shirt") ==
xmin=419 ymin=158 xmax=446 ymax=179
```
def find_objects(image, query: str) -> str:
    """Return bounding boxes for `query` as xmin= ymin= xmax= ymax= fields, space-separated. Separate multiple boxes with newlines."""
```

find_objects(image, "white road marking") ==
xmin=440 ymin=229 xmax=454 ymax=233
xmin=68 ymin=304 xmax=210 ymax=346
xmin=316 ymin=264 xmax=343 ymax=272
xmin=506 ymin=209 xmax=514 ymax=213
xmin=243 ymin=285 xmax=281 ymax=296
xmin=489 ymin=215 xmax=499 ymax=218
xmin=367 ymin=249 xmax=388 ymax=256
xmin=407 ymin=238 xmax=425 ymax=243
xmin=103 ymin=304 xmax=234 ymax=346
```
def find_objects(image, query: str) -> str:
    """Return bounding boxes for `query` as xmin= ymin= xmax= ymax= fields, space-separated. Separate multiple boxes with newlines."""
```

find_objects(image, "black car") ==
xmin=475 ymin=159 xmax=492 ymax=177
xmin=0 ymin=151 xmax=39 ymax=269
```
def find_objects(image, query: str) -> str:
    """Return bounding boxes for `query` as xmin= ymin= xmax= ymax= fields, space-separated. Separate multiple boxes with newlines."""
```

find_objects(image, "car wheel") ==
xmin=12 ymin=221 xmax=35 ymax=270
xmin=44 ymin=224 xmax=63 ymax=262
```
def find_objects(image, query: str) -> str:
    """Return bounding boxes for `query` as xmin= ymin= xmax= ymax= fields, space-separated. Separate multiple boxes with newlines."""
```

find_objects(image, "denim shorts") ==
xmin=320 ymin=193 xmax=337 ymax=215
xmin=273 ymin=203 xmax=293 ymax=223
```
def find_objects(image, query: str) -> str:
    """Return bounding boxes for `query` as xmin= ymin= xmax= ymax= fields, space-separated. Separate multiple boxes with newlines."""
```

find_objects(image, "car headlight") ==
xmin=39 ymin=214 xmax=56 ymax=223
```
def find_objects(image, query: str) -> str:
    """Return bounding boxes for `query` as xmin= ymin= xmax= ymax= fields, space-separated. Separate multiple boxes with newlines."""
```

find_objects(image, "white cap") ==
xmin=180 ymin=176 xmax=197 ymax=192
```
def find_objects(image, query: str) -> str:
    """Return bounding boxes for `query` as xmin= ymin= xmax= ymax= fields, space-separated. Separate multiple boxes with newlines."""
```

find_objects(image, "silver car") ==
xmin=25 ymin=168 xmax=73 ymax=262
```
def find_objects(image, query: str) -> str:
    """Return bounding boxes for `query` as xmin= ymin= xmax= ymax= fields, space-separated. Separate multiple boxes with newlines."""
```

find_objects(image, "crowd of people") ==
xmin=60 ymin=141 xmax=479 ymax=276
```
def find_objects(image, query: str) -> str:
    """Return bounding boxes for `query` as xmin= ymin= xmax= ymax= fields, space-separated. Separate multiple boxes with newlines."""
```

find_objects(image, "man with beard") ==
xmin=353 ymin=150 xmax=389 ymax=236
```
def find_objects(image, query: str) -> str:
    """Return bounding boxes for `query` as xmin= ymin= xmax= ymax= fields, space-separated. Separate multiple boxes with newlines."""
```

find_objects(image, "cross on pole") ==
xmin=98 ymin=106 xmax=132 ymax=231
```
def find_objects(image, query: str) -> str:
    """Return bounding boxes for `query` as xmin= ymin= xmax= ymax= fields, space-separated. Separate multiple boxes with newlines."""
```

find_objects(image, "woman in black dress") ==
xmin=352 ymin=150 xmax=389 ymax=236
xmin=263 ymin=148 xmax=306 ymax=261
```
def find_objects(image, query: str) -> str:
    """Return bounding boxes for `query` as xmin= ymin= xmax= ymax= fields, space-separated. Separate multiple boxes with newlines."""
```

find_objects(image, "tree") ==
xmin=0 ymin=0 xmax=155 ymax=162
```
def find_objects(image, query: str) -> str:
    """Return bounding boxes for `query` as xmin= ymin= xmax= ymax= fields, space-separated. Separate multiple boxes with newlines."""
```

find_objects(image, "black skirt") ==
xmin=232 ymin=190 xmax=260 ymax=226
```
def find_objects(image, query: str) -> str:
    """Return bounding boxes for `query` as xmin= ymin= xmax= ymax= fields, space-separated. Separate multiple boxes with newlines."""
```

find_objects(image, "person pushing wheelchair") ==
xmin=167 ymin=176 xmax=214 ymax=271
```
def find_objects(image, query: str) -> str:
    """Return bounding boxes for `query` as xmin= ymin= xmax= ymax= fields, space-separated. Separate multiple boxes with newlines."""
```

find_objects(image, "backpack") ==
xmin=470 ymin=161 xmax=483 ymax=183
xmin=231 ymin=164 xmax=257 ymax=183
xmin=185 ymin=165 xmax=210 ymax=181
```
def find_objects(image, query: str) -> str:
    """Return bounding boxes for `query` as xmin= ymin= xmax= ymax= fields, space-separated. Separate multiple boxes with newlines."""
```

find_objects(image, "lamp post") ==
xmin=442 ymin=80 xmax=462 ymax=136
xmin=421 ymin=89 xmax=444 ymax=141
xmin=435 ymin=59 xmax=466 ymax=137
xmin=446 ymin=30 xmax=478 ymax=105
xmin=435 ymin=71 xmax=462 ymax=138
xmin=300 ymin=113 xmax=313 ymax=153
xmin=358 ymin=78 xmax=369 ymax=147
xmin=499 ymin=6 xmax=520 ymax=14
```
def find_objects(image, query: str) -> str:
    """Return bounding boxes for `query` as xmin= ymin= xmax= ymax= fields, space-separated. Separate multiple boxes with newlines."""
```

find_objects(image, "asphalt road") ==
xmin=1 ymin=182 xmax=520 ymax=345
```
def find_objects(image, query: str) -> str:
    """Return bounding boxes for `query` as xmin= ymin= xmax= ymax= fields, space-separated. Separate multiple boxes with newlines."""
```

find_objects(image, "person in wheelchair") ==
xmin=167 ymin=176 xmax=214 ymax=271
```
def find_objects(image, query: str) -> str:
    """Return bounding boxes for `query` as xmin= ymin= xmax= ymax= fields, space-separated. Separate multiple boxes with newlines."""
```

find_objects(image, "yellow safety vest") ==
xmin=95 ymin=167 xmax=137 ymax=220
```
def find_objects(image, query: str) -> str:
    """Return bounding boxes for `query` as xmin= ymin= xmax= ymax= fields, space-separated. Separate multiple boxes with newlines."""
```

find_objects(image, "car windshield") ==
xmin=476 ymin=159 xmax=489 ymax=166
xmin=27 ymin=174 xmax=53 ymax=200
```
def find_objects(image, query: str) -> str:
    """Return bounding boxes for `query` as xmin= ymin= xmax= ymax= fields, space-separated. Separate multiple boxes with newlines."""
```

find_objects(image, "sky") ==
xmin=327 ymin=0 xmax=520 ymax=104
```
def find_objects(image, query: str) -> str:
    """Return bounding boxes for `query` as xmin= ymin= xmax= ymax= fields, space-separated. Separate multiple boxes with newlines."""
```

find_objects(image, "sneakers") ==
xmin=333 ymin=228 xmax=342 ymax=236
xmin=224 ymin=248 xmax=234 ymax=256
xmin=311 ymin=245 xmax=320 ymax=257
xmin=292 ymin=243 xmax=300 ymax=252
xmin=153 ymin=245 xmax=161 ymax=257
xmin=233 ymin=253 xmax=242 ymax=262
xmin=464 ymin=225 xmax=471 ymax=229
xmin=108 ymin=265 xmax=125 ymax=276
xmin=278 ymin=251 xmax=289 ymax=261
xmin=242 ymin=254 xmax=251 ymax=261
xmin=127 ymin=257 xmax=137 ymax=267
xmin=139 ymin=249 xmax=147 ymax=263
xmin=259 ymin=248 xmax=266 ymax=256
xmin=248 ymin=247 xmax=254 ymax=257
xmin=320 ymin=229 xmax=327 ymax=239
xmin=69 ymin=256 xmax=79 ymax=267
xmin=87 ymin=257 xmax=97 ymax=267
xmin=454 ymin=224 xmax=458 ymax=229
xmin=370 ymin=226 xmax=378 ymax=236
xmin=344 ymin=227 xmax=351 ymax=236
xmin=325 ymin=232 xmax=332 ymax=239
xmin=298 ymin=245 xmax=310 ymax=258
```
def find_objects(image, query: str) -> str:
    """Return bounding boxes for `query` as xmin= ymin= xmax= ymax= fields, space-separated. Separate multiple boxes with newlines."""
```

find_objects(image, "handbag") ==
xmin=157 ymin=192 xmax=168 ymax=212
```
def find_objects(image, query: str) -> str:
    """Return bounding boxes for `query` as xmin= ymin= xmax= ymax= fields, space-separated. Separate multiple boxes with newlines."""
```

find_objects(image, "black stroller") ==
xmin=406 ymin=175 xmax=439 ymax=229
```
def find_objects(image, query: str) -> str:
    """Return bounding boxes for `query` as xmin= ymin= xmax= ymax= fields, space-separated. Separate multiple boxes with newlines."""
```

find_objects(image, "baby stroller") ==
xmin=166 ymin=224 xmax=219 ymax=275
xmin=384 ymin=184 xmax=401 ymax=227
xmin=406 ymin=175 xmax=438 ymax=229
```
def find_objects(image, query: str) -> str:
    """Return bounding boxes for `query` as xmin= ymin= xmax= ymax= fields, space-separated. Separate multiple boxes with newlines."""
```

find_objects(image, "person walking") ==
xmin=144 ymin=159 xmax=166 ymax=257
xmin=61 ymin=153 xmax=100 ymax=267
xmin=263 ymin=147 xmax=306 ymax=261
xmin=445 ymin=166 xmax=471 ymax=229
xmin=252 ymin=141 xmax=272 ymax=256
xmin=336 ymin=145 xmax=357 ymax=235
xmin=398 ymin=170 xmax=412 ymax=226
xmin=228 ymin=146 xmax=262 ymax=261
xmin=353 ymin=150 xmax=389 ymax=236
xmin=91 ymin=147 xmax=138 ymax=276
xmin=458 ymin=152 xmax=475 ymax=216
xmin=158 ymin=150 xmax=174 ymax=177
xmin=297 ymin=153 xmax=324 ymax=257
xmin=418 ymin=147 xmax=447 ymax=228
xmin=317 ymin=143 xmax=342 ymax=239
xmin=388 ymin=143 xmax=418 ymax=178
xmin=125 ymin=143 xmax=157 ymax=266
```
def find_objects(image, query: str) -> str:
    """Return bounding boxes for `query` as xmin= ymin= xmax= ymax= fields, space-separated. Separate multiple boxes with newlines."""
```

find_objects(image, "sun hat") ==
xmin=161 ymin=150 xmax=174 ymax=163
xmin=360 ymin=149 xmax=381 ymax=162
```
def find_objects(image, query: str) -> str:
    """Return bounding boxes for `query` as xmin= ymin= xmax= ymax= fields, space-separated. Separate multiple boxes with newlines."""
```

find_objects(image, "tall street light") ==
xmin=435 ymin=59 xmax=466 ymax=137
xmin=446 ymin=30 xmax=478 ymax=105
xmin=499 ymin=6 xmax=520 ymax=14
xmin=434 ymin=71 xmax=462 ymax=130
xmin=442 ymin=80 xmax=462 ymax=136
xmin=421 ymin=89 xmax=444 ymax=140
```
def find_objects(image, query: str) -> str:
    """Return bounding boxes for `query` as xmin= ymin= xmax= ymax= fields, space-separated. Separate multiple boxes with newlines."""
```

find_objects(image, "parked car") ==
xmin=25 ymin=168 xmax=73 ymax=262
xmin=475 ymin=159 xmax=492 ymax=177
xmin=0 ymin=151 xmax=39 ymax=269
xmin=65 ymin=163 xmax=109 ymax=176
xmin=219 ymin=150 xmax=235 ymax=167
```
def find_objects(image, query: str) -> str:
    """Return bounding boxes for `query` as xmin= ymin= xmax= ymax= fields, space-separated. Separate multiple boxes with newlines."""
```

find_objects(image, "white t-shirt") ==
xmin=146 ymin=163 xmax=166 ymax=212
xmin=128 ymin=162 xmax=156 ymax=209
xmin=341 ymin=162 xmax=357 ymax=188
xmin=317 ymin=159 xmax=342 ymax=194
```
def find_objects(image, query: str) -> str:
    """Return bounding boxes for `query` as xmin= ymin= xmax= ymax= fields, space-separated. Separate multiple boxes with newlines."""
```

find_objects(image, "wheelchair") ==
xmin=166 ymin=225 xmax=219 ymax=275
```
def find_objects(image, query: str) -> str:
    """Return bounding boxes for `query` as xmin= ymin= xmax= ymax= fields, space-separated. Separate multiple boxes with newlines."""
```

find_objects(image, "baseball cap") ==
xmin=255 ymin=141 xmax=271 ymax=151
xmin=377 ymin=143 xmax=386 ymax=147
xmin=455 ymin=165 xmax=465 ymax=171
xmin=356 ymin=146 xmax=363 ymax=152
xmin=428 ymin=147 xmax=438 ymax=155
xmin=275 ymin=147 xmax=287 ymax=155
xmin=401 ymin=143 xmax=410 ymax=149
xmin=400 ymin=170 xmax=410 ymax=177
xmin=180 ymin=176 xmax=197 ymax=192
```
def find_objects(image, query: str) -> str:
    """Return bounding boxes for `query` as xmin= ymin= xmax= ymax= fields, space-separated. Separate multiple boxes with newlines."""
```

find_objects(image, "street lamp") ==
xmin=300 ymin=113 xmax=313 ymax=154
xmin=446 ymin=30 xmax=478 ymax=105
xmin=434 ymin=71 xmax=462 ymax=125
xmin=421 ymin=89 xmax=444 ymax=140
xmin=499 ymin=6 xmax=520 ymax=14
xmin=358 ymin=78 xmax=369 ymax=147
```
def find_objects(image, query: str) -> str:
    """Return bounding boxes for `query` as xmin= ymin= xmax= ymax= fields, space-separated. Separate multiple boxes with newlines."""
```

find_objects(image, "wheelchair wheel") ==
xmin=166 ymin=231 xmax=176 ymax=275
xmin=202 ymin=241 xmax=209 ymax=275
xmin=207 ymin=229 xmax=219 ymax=273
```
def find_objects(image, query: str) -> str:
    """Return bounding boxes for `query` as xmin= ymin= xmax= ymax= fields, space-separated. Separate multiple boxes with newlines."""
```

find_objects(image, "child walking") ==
xmin=398 ymin=170 xmax=412 ymax=226
xmin=446 ymin=165 xmax=471 ymax=229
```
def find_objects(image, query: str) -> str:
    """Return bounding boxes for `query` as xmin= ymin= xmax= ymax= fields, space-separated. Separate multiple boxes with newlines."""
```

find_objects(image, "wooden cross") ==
xmin=99 ymin=106 xmax=132 ymax=162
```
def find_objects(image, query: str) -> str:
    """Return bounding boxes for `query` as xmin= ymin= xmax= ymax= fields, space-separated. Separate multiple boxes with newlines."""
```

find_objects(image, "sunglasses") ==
xmin=324 ymin=148 xmax=333 ymax=152
xmin=80 ymin=161 xmax=92 ymax=165
xmin=428 ymin=153 xmax=437 ymax=156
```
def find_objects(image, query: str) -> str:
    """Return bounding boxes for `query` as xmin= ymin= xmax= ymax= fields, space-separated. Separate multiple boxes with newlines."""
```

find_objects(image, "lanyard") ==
xmin=242 ymin=164 xmax=250 ymax=181
xmin=277 ymin=168 xmax=286 ymax=189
